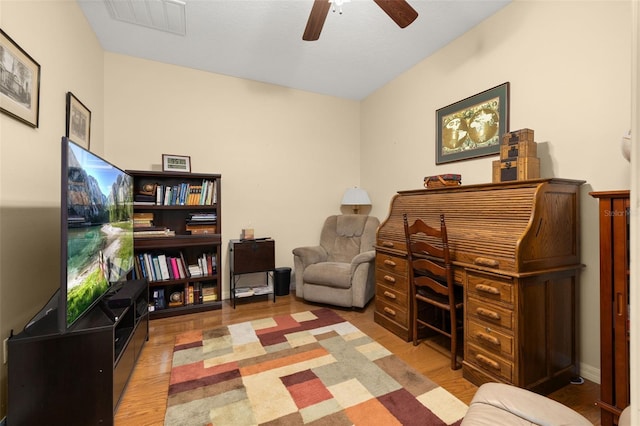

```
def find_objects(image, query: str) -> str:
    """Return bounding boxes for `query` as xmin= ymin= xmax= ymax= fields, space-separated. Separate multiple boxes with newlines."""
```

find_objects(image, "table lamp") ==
xmin=341 ymin=187 xmax=371 ymax=214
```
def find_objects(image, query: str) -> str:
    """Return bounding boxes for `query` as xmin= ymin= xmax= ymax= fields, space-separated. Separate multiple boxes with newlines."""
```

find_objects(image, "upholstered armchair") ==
xmin=292 ymin=214 xmax=380 ymax=308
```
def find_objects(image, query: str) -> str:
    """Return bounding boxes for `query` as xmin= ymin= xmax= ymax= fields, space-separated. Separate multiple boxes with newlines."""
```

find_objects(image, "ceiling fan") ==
xmin=303 ymin=0 xmax=418 ymax=41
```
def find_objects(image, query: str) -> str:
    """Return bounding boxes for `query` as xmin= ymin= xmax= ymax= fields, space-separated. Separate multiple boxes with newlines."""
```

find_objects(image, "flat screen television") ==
xmin=59 ymin=137 xmax=134 ymax=330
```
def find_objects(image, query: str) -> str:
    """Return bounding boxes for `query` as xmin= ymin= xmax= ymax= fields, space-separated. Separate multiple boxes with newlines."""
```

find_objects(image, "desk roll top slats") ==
xmin=374 ymin=178 xmax=584 ymax=394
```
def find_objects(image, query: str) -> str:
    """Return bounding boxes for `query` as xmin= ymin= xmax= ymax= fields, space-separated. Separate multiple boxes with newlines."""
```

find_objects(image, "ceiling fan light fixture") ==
xmin=329 ymin=0 xmax=350 ymax=15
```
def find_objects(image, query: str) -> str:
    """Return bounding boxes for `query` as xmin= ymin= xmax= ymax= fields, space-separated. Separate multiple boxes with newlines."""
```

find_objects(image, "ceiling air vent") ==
xmin=104 ymin=0 xmax=186 ymax=36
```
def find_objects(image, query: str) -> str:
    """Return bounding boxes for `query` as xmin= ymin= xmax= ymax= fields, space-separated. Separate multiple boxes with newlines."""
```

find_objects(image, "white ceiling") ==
xmin=78 ymin=0 xmax=511 ymax=100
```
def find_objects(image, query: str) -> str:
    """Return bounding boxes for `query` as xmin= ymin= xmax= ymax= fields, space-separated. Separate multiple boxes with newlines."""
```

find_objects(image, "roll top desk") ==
xmin=374 ymin=178 xmax=584 ymax=394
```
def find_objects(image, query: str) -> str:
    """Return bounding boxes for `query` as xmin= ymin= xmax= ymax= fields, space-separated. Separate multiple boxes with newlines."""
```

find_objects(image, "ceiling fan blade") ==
xmin=373 ymin=0 xmax=418 ymax=28
xmin=303 ymin=0 xmax=331 ymax=41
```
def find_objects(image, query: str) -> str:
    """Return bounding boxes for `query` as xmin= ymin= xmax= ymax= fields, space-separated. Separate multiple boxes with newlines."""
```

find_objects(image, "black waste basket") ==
xmin=274 ymin=267 xmax=291 ymax=296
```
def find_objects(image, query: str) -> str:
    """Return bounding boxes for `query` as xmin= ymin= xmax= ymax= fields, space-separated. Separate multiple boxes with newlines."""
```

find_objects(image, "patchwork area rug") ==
xmin=165 ymin=308 xmax=467 ymax=425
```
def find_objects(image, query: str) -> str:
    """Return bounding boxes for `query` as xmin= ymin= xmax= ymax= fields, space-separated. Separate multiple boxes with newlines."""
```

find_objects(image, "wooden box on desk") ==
xmin=500 ymin=140 xmax=537 ymax=160
xmin=502 ymin=128 xmax=534 ymax=145
xmin=492 ymin=157 xmax=540 ymax=183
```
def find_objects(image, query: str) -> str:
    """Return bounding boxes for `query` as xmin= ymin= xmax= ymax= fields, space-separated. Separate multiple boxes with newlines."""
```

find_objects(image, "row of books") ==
xmin=135 ymin=179 xmax=218 ymax=206
xmin=149 ymin=283 xmax=218 ymax=310
xmin=134 ymin=252 xmax=216 ymax=282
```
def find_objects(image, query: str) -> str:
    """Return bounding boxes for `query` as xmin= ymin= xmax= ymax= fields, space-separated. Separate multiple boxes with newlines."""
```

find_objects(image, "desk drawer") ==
xmin=375 ymin=269 xmax=408 ymax=293
xmin=467 ymin=319 xmax=514 ymax=358
xmin=375 ymin=254 xmax=408 ymax=276
xmin=466 ymin=271 xmax=514 ymax=305
xmin=375 ymin=298 xmax=408 ymax=328
xmin=466 ymin=343 xmax=513 ymax=383
xmin=467 ymin=297 xmax=514 ymax=331
xmin=376 ymin=283 xmax=408 ymax=307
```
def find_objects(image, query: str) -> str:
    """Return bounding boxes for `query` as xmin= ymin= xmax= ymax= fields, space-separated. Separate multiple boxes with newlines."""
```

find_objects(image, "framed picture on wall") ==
xmin=436 ymin=82 xmax=510 ymax=164
xmin=66 ymin=92 xmax=92 ymax=150
xmin=0 ymin=29 xmax=41 ymax=128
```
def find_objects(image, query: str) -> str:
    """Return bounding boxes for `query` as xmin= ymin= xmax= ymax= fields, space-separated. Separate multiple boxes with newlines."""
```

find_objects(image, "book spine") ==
xmin=170 ymin=257 xmax=180 ymax=280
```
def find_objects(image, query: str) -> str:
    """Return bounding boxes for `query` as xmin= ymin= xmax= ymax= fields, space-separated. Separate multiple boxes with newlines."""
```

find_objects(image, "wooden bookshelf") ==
xmin=127 ymin=170 xmax=222 ymax=319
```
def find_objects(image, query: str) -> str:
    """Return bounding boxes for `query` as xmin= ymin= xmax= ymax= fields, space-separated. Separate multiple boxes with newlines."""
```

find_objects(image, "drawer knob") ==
xmin=382 ymin=241 xmax=395 ymax=248
xmin=476 ymin=307 xmax=501 ymax=320
xmin=476 ymin=332 xmax=500 ymax=346
xmin=383 ymin=307 xmax=396 ymax=317
xmin=384 ymin=259 xmax=397 ymax=267
xmin=383 ymin=291 xmax=396 ymax=299
xmin=476 ymin=354 xmax=500 ymax=370
xmin=384 ymin=275 xmax=396 ymax=284
xmin=476 ymin=284 xmax=500 ymax=295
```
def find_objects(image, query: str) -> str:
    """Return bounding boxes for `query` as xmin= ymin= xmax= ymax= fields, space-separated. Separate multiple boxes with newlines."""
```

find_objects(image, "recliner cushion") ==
xmin=322 ymin=215 xmax=368 ymax=263
xmin=303 ymin=262 xmax=351 ymax=289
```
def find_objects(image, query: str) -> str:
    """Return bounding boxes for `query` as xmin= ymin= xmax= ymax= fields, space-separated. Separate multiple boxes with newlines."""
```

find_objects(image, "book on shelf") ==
xmin=187 ymin=284 xmax=194 ymax=304
xmin=157 ymin=254 xmax=171 ymax=280
xmin=134 ymin=228 xmax=175 ymax=237
xmin=152 ymin=288 xmax=166 ymax=310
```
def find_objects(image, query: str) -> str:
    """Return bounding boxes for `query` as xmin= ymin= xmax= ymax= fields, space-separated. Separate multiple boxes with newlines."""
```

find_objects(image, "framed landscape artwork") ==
xmin=0 ymin=29 xmax=41 ymax=128
xmin=436 ymin=82 xmax=510 ymax=164
xmin=66 ymin=92 xmax=92 ymax=150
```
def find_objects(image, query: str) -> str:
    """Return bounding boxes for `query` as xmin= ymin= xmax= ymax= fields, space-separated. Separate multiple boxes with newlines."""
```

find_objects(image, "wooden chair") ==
xmin=403 ymin=213 xmax=463 ymax=370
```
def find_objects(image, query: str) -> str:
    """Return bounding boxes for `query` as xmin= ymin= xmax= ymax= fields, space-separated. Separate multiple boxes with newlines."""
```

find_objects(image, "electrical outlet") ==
xmin=3 ymin=338 xmax=7 ymax=365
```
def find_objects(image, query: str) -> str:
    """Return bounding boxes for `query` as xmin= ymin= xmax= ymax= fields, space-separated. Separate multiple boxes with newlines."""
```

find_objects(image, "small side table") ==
xmin=229 ymin=238 xmax=275 ymax=308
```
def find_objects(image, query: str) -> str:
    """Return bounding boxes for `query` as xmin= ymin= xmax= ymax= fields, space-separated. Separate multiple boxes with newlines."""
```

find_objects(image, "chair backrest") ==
xmin=320 ymin=214 xmax=380 ymax=263
xmin=403 ymin=213 xmax=453 ymax=299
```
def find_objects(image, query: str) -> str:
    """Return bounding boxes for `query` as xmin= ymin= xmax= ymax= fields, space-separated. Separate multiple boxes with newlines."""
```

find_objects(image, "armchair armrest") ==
xmin=350 ymin=250 xmax=375 ymax=273
xmin=292 ymin=245 xmax=328 ymax=268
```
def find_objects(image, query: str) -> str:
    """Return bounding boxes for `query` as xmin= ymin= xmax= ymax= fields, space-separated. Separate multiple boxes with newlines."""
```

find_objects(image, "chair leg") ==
xmin=412 ymin=299 xmax=418 ymax=346
xmin=450 ymin=311 xmax=461 ymax=370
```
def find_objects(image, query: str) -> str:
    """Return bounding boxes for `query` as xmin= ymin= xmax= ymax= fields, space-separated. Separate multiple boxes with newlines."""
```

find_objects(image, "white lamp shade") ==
xmin=341 ymin=188 xmax=371 ymax=206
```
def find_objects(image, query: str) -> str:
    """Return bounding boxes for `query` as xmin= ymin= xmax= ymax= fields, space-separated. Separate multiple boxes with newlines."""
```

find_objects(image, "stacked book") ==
xmin=186 ymin=212 xmax=217 ymax=235
xmin=187 ymin=252 xmax=217 ymax=277
xmin=133 ymin=213 xmax=175 ymax=238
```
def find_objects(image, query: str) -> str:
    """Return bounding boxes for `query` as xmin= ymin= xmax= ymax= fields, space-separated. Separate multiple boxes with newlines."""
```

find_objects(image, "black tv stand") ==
xmin=7 ymin=279 xmax=149 ymax=426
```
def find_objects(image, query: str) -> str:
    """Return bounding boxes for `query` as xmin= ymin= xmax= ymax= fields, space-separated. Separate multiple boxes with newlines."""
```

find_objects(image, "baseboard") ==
xmin=579 ymin=362 xmax=600 ymax=384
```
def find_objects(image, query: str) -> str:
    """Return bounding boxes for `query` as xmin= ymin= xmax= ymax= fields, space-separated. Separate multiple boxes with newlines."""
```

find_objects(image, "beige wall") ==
xmin=0 ymin=0 xmax=635 ymax=420
xmin=0 ymin=0 xmax=105 ymax=417
xmin=102 ymin=52 xmax=361 ymax=291
xmin=362 ymin=0 xmax=632 ymax=382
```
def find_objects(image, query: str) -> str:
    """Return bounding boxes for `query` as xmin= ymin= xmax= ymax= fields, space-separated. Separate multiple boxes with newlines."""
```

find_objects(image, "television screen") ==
xmin=60 ymin=137 xmax=134 ymax=329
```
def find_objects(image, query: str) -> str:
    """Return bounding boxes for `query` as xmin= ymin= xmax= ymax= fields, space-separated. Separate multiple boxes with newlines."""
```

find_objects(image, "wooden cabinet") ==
xmin=590 ymin=190 xmax=630 ymax=426
xmin=375 ymin=179 xmax=584 ymax=394
xmin=127 ymin=170 xmax=222 ymax=319
xmin=8 ymin=279 xmax=149 ymax=425
xmin=229 ymin=238 xmax=275 ymax=307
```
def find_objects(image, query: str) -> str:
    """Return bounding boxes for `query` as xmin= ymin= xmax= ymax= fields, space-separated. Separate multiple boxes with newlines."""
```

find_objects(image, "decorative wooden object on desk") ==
xmin=374 ymin=178 xmax=584 ymax=394
xmin=127 ymin=170 xmax=222 ymax=319
xmin=590 ymin=190 xmax=630 ymax=426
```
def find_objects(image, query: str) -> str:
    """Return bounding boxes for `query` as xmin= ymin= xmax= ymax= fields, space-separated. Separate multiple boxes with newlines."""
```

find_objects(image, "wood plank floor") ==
xmin=115 ymin=294 xmax=601 ymax=425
